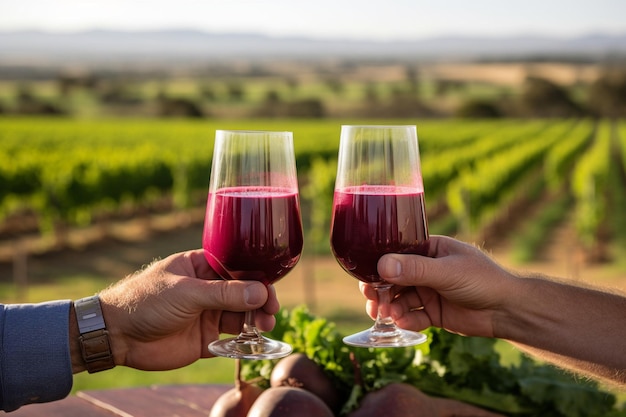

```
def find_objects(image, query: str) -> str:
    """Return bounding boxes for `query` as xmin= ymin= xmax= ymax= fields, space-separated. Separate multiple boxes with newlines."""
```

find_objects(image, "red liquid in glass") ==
xmin=331 ymin=185 xmax=429 ymax=284
xmin=203 ymin=186 xmax=303 ymax=285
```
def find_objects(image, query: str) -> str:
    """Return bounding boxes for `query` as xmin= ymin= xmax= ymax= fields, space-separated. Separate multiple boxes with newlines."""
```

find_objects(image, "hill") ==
xmin=1 ymin=29 xmax=625 ymax=66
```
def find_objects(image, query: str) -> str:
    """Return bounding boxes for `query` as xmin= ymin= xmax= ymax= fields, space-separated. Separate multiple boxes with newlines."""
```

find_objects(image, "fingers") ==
xmin=181 ymin=250 xmax=280 ymax=315
xmin=193 ymin=281 xmax=278 ymax=339
xmin=360 ymin=281 xmax=436 ymax=331
xmin=174 ymin=250 xmax=281 ymax=335
xmin=155 ymin=250 xmax=283 ymax=336
xmin=262 ymin=284 xmax=280 ymax=316
xmin=190 ymin=279 xmax=280 ymax=333
xmin=171 ymin=249 xmax=279 ymax=312
xmin=217 ymin=309 xmax=277 ymax=335
xmin=255 ymin=309 xmax=277 ymax=332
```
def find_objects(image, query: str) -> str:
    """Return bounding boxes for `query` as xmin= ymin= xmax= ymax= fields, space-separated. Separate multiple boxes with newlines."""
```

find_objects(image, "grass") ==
xmin=72 ymin=357 xmax=236 ymax=393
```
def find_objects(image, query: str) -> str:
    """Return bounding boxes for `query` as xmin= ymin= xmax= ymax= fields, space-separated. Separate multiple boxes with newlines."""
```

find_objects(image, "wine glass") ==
xmin=203 ymin=130 xmax=303 ymax=359
xmin=330 ymin=125 xmax=429 ymax=348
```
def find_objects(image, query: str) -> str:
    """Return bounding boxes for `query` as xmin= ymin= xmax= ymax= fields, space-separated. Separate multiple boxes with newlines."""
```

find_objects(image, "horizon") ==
xmin=1 ymin=0 xmax=626 ymax=41
xmin=1 ymin=28 xmax=625 ymax=65
xmin=2 ymin=27 xmax=626 ymax=41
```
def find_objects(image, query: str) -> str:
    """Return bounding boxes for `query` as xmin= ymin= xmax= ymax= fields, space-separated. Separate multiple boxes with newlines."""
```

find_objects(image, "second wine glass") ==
xmin=203 ymin=130 xmax=303 ymax=359
xmin=330 ymin=125 xmax=429 ymax=348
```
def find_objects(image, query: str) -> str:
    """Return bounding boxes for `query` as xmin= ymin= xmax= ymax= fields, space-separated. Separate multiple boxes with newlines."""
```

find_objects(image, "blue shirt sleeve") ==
xmin=0 ymin=300 xmax=74 ymax=412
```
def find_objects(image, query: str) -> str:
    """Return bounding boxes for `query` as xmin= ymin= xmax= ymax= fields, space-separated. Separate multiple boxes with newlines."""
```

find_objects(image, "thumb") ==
xmin=378 ymin=253 xmax=446 ymax=288
xmin=378 ymin=235 xmax=476 ymax=288
xmin=191 ymin=280 xmax=269 ymax=312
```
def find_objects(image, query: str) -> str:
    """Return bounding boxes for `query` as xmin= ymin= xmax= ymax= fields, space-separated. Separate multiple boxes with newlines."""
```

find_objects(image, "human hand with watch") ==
xmin=0 ymin=248 xmax=278 ymax=412
xmin=71 ymin=248 xmax=279 ymax=373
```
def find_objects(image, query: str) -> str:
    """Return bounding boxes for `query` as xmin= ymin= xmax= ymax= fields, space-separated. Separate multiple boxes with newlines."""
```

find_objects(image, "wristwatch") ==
xmin=74 ymin=295 xmax=116 ymax=373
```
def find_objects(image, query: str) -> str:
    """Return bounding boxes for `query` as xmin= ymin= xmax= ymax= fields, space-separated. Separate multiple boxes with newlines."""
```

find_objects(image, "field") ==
xmin=1 ymin=116 xmax=626 ymax=400
xmin=1 ymin=59 xmax=620 ymax=120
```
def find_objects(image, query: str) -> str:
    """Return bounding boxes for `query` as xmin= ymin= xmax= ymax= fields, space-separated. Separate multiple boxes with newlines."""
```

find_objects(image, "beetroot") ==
xmin=270 ymin=353 xmax=340 ymax=412
xmin=348 ymin=382 xmax=437 ymax=417
xmin=246 ymin=386 xmax=334 ymax=417
xmin=348 ymin=382 xmax=503 ymax=417
xmin=209 ymin=359 xmax=263 ymax=417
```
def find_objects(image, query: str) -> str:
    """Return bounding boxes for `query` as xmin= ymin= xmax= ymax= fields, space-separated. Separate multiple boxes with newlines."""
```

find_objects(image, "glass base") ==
xmin=343 ymin=326 xmax=428 ymax=348
xmin=208 ymin=335 xmax=293 ymax=360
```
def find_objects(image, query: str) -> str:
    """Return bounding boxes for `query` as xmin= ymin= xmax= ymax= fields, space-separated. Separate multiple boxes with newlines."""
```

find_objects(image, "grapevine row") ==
xmin=421 ymin=120 xmax=549 ymax=200
xmin=571 ymin=120 xmax=612 ymax=250
xmin=620 ymin=122 xmax=626 ymax=179
xmin=543 ymin=120 xmax=594 ymax=190
xmin=444 ymin=120 xmax=576 ymax=233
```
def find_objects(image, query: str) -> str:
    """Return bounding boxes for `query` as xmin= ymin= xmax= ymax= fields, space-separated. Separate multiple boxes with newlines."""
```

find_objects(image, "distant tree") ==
xmin=16 ymin=83 xmax=35 ymax=102
xmin=285 ymin=77 xmax=299 ymax=95
xmin=15 ymin=83 xmax=65 ymax=115
xmin=98 ymin=82 xmax=143 ymax=105
xmin=254 ymin=98 xmax=325 ymax=118
xmin=157 ymin=96 xmax=204 ymax=118
xmin=56 ymin=71 xmax=98 ymax=96
xmin=360 ymin=94 xmax=436 ymax=118
xmin=405 ymin=65 xmax=420 ymax=95
xmin=325 ymin=77 xmax=344 ymax=96
xmin=288 ymin=98 xmax=325 ymax=118
xmin=456 ymin=99 xmax=503 ymax=118
xmin=200 ymin=85 xmax=217 ymax=101
xmin=227 ymin=82 xmax=245 ymax=101
xmin=264 ymin=89 xmax=282 ymax=104
xmin=435 ymin=79 xmax=465 ymax=96
xmin=364 ymin=82 xmax=380 ymax=104
xmin=519 ymin=76 xmax=584 ymax=117
xmin=390 ymin=86 xmax=408 ymax=100
xmin=587 ymin=69 xmax=626 ymax=118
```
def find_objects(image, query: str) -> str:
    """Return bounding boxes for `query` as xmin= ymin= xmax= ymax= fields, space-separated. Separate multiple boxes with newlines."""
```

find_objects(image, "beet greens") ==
xmin=241 ymin=306 xmax=622 ymax=416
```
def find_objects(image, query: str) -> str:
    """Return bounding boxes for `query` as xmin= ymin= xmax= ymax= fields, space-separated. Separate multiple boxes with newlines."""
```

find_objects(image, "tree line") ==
xmin=0 ymin=63 xmax=625 ymax=119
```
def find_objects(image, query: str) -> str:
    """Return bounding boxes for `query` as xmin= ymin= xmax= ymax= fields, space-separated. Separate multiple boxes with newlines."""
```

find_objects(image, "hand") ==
xmin=361 ymin=235 xmax=516 ymax=338
xmin=363 ymin=235 xmax=626 ymax=384
xmin=96 ymin=249 xmax=279 ymax=371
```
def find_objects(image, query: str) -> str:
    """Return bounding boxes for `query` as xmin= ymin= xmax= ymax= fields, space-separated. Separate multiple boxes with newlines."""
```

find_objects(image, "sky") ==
xmin=1 ymin=0 xmax=625 ymax=40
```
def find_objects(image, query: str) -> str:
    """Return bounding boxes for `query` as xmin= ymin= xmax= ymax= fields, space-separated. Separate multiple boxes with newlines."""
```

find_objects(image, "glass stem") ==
xmin=236 ymin=309 xmax=262 ymax=343
xmin=372 ymin=284 xmax=401 ymax=339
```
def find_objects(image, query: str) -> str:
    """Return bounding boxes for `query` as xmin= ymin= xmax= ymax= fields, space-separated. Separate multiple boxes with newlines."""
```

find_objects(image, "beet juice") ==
xmin=330 ymin=185 xmax=429 ymax=284
xmin=203 ymin=186 xmax=303 ymax=285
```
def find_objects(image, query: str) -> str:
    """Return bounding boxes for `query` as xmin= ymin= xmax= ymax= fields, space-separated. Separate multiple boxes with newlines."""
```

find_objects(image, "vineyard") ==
xmin=1 ymin=116 xmax=626 ymax=268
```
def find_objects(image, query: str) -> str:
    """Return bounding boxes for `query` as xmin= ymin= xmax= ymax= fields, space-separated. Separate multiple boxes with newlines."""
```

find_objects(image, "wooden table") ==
xmin=6 ymin=384 xmax=231 ymax=416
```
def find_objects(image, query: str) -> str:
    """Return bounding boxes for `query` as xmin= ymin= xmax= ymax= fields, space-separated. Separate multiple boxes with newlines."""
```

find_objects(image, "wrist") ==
xmin=493 ymin=275 xmax=557 ymax=342
xmin=73 ymin=295 xmax=116 ymax=373
xmin=491 ymin=273 xmax=533 ymax=341
xmin=69 ymin=303 xmax=86 ymax=373
xmin=97 ymin=291 xmax=129 ymax=368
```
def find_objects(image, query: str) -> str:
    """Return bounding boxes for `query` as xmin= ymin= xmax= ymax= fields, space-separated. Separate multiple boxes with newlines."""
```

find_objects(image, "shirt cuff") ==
xmin=1 ymin=300 xmax=74 ymax=412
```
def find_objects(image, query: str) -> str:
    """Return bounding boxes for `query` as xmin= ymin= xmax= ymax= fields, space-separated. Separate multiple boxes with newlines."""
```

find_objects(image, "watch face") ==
xmin=75 ymin=296 xmax=107 ymax=334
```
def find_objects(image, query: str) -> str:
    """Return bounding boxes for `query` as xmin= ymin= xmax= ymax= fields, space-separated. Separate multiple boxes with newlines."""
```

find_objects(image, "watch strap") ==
xmin=74 ymin=296 xmax=115 ymax=373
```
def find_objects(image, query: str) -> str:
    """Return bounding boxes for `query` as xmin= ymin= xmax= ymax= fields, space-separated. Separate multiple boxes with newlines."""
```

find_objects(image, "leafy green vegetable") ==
xmin=241 ymin=306 xmax=623 ymax=416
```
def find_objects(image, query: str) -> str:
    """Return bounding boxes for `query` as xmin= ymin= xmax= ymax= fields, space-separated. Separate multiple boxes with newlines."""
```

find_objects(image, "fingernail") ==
xmin=381 ymin=256 xmax=402 ymax=278
xmin=244 ymin=283 xmax=265 ymax=305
